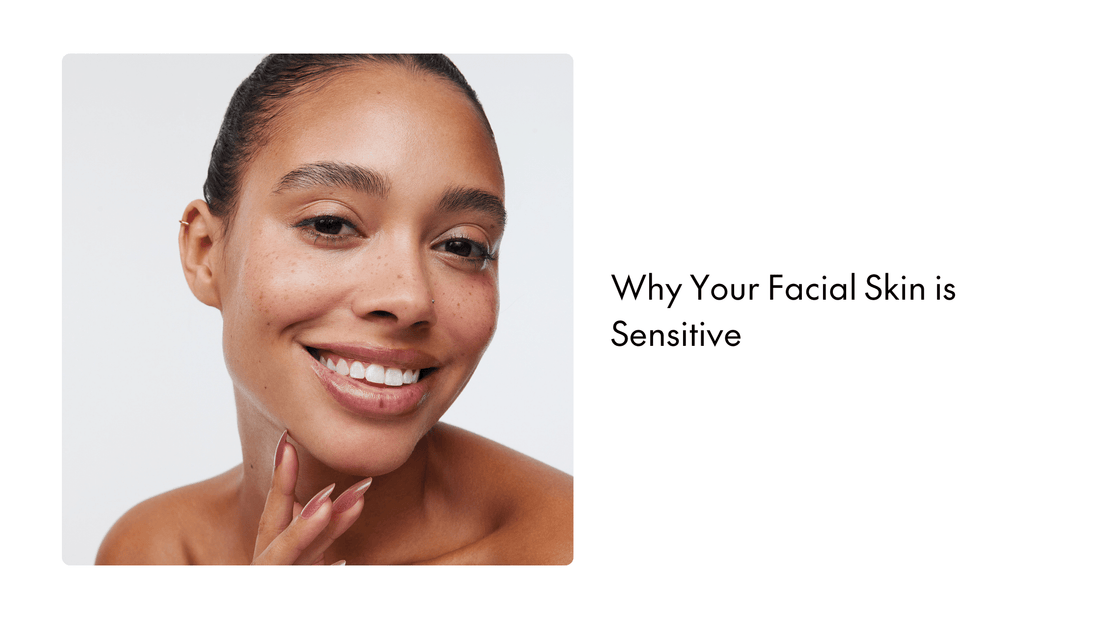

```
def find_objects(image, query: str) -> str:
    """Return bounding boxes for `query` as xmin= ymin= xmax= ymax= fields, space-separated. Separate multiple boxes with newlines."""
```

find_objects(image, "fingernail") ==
xmin=332 ymin=478 xmax=373 ymax=514
xmin=272 ymin=430 xmax=289 ymax=469
xmin=332 ymin=560 xmax=346 ymax=566
xmin=300 ymin=483 xmax=336 ymax=519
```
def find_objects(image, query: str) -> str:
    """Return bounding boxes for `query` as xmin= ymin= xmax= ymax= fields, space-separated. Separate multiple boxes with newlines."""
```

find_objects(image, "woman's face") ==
xmin=212 ymin=65 xmax=504 ymax=475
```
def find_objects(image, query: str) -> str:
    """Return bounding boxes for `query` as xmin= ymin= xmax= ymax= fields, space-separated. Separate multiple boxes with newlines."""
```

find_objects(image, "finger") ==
xmin=252 ymin=483 xmax=336 ymax=565
xmin=296 ymin=478 xmax=372 ymax=566
xmin=254 ymin=431 xmax=297 ymax=560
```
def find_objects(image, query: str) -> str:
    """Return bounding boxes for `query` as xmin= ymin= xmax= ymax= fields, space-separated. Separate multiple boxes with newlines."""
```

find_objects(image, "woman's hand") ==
xmin=252 ymin=431 xmax=372 ymax=565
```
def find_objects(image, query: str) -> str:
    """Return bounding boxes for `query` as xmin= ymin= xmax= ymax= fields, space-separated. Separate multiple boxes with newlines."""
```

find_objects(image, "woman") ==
xmin=94 ymin=55 xmax=572 ymax=565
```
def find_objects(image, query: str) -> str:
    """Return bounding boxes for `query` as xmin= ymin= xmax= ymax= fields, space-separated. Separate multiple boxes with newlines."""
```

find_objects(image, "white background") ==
xmin=9 ymin=1 xmax=1100 ymax=617
xmin=62 ymin=55 xmax=573 ymax=565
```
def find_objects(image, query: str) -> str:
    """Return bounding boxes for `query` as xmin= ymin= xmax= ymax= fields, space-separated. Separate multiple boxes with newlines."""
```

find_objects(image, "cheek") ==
xmin=440 ymin=272 xmax=499 ymax=356
xmin=222 ymin=241 xmax=339 ymax=365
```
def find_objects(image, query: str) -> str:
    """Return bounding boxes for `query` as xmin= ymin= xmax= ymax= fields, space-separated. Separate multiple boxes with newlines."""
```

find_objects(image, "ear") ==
xmin=179 ymin=200 xmax=224 ymax=309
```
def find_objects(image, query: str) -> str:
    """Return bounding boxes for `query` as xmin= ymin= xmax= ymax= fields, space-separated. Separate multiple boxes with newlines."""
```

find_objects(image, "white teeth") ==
xmin=349 ymin=361 xmax=365 ymax=379
xmin=319 ymin=352 xmax=423 ymax=386
xmin=365 ymin=363 xmax=385 ymax=384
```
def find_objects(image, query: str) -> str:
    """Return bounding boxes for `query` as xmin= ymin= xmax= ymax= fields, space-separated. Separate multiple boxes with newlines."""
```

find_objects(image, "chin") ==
xmin=326 ymin=439 xmax=421 ymax=477
xmin=293 ymin=410 xmax=441 ymax=477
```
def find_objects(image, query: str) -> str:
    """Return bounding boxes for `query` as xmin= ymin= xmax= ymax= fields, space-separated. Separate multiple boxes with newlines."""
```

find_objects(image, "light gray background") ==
xmin=62 ymin=55 xmax=572 ymax=565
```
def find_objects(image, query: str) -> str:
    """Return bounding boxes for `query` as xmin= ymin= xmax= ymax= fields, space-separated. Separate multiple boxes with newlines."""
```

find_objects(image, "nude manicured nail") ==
xmin=332 ymin=560 xmax=346 ymax=566
xmin=332 ymin=478 xmax=373 ymax=514
xmin=272 ymin=430 xmax=289 ymax=469
xmin=300 ymin=483 xmax=336 ymax=519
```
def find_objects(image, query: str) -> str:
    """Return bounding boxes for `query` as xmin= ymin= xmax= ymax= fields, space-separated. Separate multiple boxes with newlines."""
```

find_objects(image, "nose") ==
xmin=351 ymin=239 xmax=436 ymax=329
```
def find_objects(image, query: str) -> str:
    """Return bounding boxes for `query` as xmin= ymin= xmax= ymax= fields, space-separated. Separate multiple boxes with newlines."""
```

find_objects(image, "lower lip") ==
xmin=306 ymin=349 xmax=430 ymax=419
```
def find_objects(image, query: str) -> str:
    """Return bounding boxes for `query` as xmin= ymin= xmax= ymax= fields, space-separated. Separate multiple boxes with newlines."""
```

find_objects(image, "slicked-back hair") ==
xmin=202 ymin=54 xmax=495 ymax=229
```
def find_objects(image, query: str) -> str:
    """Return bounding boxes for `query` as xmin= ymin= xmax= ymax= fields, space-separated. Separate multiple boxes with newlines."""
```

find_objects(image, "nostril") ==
xmin=369 ymin=310 xmax=397 ymax=319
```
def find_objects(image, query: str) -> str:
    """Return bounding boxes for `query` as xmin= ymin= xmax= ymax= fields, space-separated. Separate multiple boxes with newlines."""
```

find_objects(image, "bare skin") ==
xmin=97 ymin=423 xmax=572 ymax=565
xmin=96 ymin=62 xmax=572 ymax=565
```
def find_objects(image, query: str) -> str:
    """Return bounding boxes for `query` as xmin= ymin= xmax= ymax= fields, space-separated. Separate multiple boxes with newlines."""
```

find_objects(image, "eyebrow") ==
xmin=439 ymin=186 xmax=507 ymax=230
xmin=272 ymin=161 xmax=389 ymax=196
xmin=272 ymin=160 xmax=505 ymax=229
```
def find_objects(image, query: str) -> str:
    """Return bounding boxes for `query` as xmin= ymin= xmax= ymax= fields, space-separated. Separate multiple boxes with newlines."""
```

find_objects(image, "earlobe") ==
xmin=179 ymin=200 xmax=223 ymax=309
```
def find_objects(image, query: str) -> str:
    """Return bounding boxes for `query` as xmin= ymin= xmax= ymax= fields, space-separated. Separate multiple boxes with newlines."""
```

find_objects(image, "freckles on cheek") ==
xmin=446 ymin=275 xmax=499 ymax=355
xmin=242 ymin=252 xmax=335 ymax=329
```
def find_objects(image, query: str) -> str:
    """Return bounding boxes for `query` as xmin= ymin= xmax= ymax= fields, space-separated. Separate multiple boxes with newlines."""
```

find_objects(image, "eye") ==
xmin=432 ymin=233 xmax=497 ymax=266
xmin=441 ymin=238 xmax=483 ymax=258
xmin=303 ymin=216 xmax=356 ymax=236
xmin=294 ymin=215 xmax=360 ymax=245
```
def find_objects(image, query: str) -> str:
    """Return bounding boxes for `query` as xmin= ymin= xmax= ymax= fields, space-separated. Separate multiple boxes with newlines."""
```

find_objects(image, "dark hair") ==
xmin=203 ymin=54 xmax=494 ymax=228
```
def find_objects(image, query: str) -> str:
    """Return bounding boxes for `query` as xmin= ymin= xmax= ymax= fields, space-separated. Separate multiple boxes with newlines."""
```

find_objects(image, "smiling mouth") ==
xmin=306 ymin=346 xmax=437 ymax=386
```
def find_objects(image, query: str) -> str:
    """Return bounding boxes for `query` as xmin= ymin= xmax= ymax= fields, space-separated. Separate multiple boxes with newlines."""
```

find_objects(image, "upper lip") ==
xmin=303 ymin=342 xmax=440 ymax=370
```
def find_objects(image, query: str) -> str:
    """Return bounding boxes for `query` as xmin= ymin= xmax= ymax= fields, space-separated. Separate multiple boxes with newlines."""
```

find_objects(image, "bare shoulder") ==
xmin=96 ymin=467 xmax=243 ymax=565
xmin=429 ymin=423 xmax=573 ymax=565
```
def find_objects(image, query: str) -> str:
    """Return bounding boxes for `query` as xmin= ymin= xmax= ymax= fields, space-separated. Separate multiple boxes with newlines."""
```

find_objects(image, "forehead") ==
xmin=248 ymin=64 xmax=503 ymax=194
